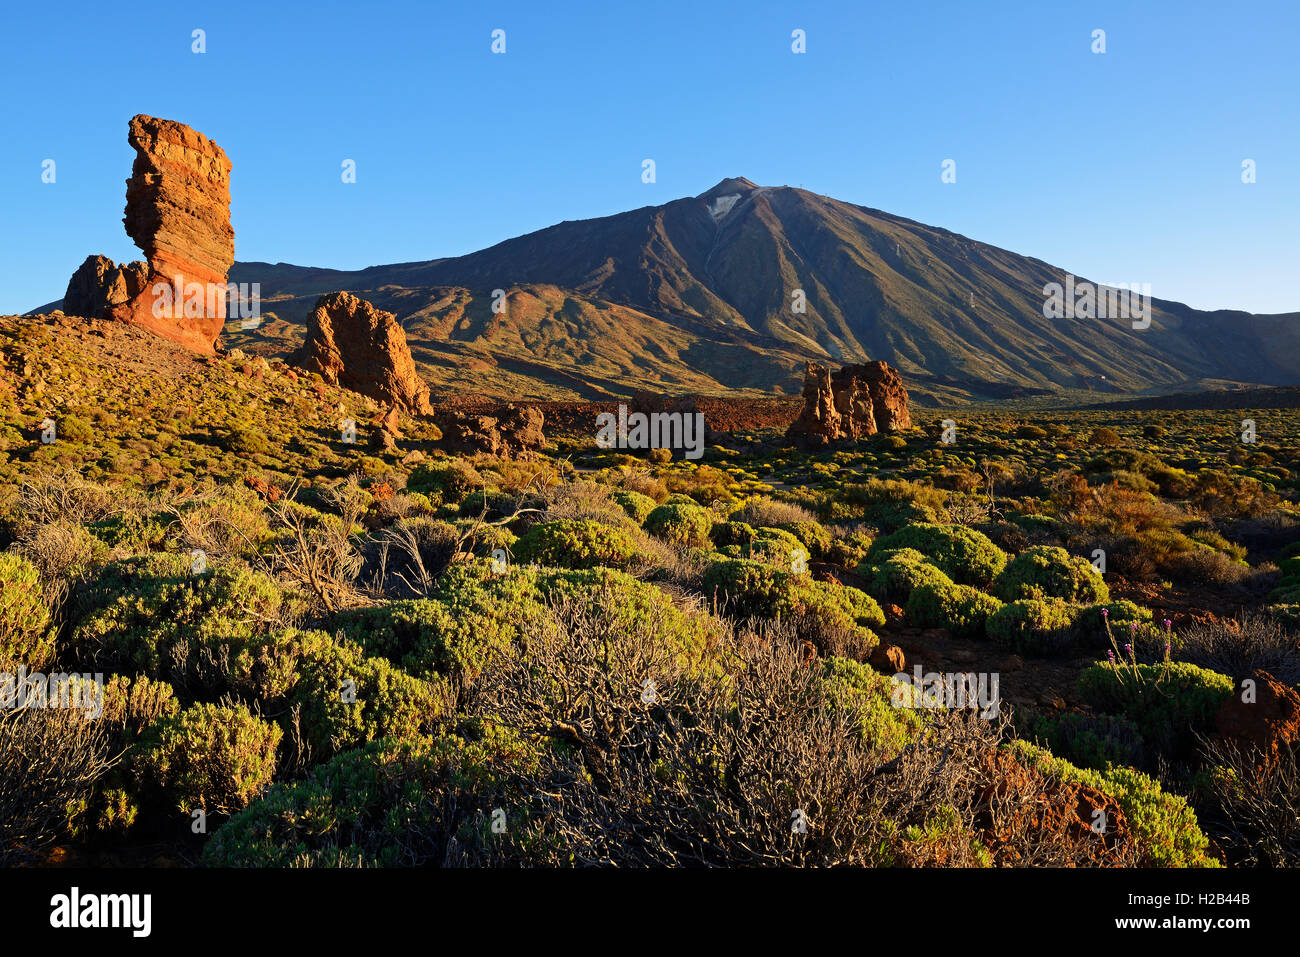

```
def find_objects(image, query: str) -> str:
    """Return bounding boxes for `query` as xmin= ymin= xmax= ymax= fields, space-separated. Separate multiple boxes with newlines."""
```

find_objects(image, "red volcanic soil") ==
xmin=429 ymin=393 xmax=803 ymax=438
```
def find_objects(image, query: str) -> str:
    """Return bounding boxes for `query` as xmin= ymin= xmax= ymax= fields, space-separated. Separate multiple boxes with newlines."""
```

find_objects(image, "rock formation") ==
xmin=63 ymin=115 xmax=235 ymax=353
xmin=1215 ymin=670 xmax=1300 ymax=772
xmin=845 ymin=361 xmax=912 ymax=432
xmin=63 ymin=255 xmax=148 ymax=320
xmin=437 ymin=404 xmax=546 ymax=456
xmin=786 ymin=360 xmax=911 ymax=446
xmin=293 ymin=292 xmax=432 ymax=415
xmin=786 ymin=363 xmax=841 ymax=444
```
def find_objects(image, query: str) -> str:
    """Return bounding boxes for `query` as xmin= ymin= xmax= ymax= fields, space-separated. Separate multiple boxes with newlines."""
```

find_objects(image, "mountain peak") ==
xmin=697 ymin=177 xmax=760 ymax=200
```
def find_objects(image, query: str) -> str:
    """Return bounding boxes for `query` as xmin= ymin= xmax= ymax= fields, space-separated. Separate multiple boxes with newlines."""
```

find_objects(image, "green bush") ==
xmin=711 ymin=520 xmax=757 ymax=550
xmin=1077 ymin=661 xmax=1234 ymax=751
xmin=986 ymin=598 xmax=1079 ymax=656
xmin=137 ymin=702 xmax=282 ymax=814
xmin=904 ymin=582 xmax=1003 ymax=639
xmin=703 ymin=557 xmax=883 ymax=652
xmin=202 ymin=728 xmax=541 ymax=867
xmin=334 ymin=591 xmax=526 ymax=693
xmin=1073 ymin=601 xmax=1165 ymax=653
xmin=0 ymin=553 xmax=53 ymax=667
xmin=612 ymin=489 xmax=657 ymax=524
xmin=406 ymin=460 xmax=484 ymax=505
xmin=773 ymin=520 xmax=834 ymax=559
xmin=290 ymin=639 xmax=438 ymax=760
xmin=866 ymin=523 xmax=1007 ymax=587
xmin=513 ymin=519 xmax=636 ymax=570
xmin=87 ymin=512 xmax=170 ymax=552
xmin=822 ymin=479 xmax=945 ymax=530
xmin=229 ymin=628 xmax=335 ymax=704
xmin=993 ymin=545 xmax=1109 ymax=603
xmin=645 ymin=502 xmax=714 ymax=549
xmin=1012 ymin=740 xmax=1218 ymax=867
xmin=821 ymin=656 xmax=923 ymax=755
xmin=821 ymin=528 xmax=874 ymax=568
xmin=529 ymin=566 xmax=726 ymax=673
xmin=858 ymin=548 xmax=955 ymax=605
xmin=70 ymin=553 xmax=286 ymax=687
xmin=1015 ymin=710 xmax=1145 ymax=771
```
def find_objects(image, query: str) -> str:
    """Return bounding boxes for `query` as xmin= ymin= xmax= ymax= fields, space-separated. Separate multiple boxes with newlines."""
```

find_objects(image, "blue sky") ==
xmin=2 ymin=0 xmax=1296 ymax=314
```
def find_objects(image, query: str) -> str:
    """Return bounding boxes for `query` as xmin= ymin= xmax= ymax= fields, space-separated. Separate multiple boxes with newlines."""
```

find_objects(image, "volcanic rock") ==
xmin=971 ymin=750 xmax=1130 ymax=866
xmin=63 ymin=255 xmax=148 ymax=319
xmin=293 ymin=292 xmax=432 ymax=415
xmin=831 ymin=371 xmax=876 ymax=439
xmin=787 ymin=360 xmax=911 ymax=445
xmin=63 ymin=115 xmax=235 ymax=353
xmin=868 ymin=643 xmax=906 ymax=675
xmin=1215 ymin=670 xmax=1300 ymax=771
xmin=844 ymin=360 xmax=912 ymax=432
xmin=437 ymin=404 xmax=546 ymax=456
xmin=785 ymin=363 xmax=840 ymax=446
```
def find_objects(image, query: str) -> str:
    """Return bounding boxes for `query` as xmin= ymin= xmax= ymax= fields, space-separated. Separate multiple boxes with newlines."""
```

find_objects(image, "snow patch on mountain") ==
xmin=707 ymin=194 xmax=741 ymax=223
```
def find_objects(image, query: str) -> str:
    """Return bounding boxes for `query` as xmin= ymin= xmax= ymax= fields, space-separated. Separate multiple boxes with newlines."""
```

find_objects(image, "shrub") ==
xmin=137 ymin=702 xmax=282 ymax=814
xmin=1073 ymin=601 xmax=1165 ymax=656
xmin=0 ymin=553 xmax=53 ymax=667
xmin=70 ymin=553 xmax=286 ymax=689
xmin=1016 ymin=710 xmax=1145 ymax=771
xmin=821 ymin=528 xmax=874 ymax=568
xmin=645 ymin=501 xmax=714 ymax=549
xmin=1197 ymin=737 xmax=1300 ymax=866
xmin=710 ymin=520 xmax=757 ymax=550
xmin=611 ymin=489 xmax=657 ymax=524
xmin=228 ymin=628 xmax=335 ymax=704
xmin=823 ymin=479 xmax=947 ymax=530
xmin=406 ymin=460 xmax=484 ymax=505
xmin=986 ymin=599 xmax=1079 ymax=656
xmin=1077 ymin=661 xmax=1234 ymax=752
xmin=87 ymin=511 xmax=170 ymax=552
xmin=1177 ymin=615 xmax=1300 ymax=685
xmin=904 ymin=582 xmax=1003 ymax=639
xmin=1088 ymin=427 xmax=1122 ymax=447
xmin=99 ymin=674 xmax=181 ymax=741
xmin=334 ymin=585 xmax=529 ymax=697
xmin=820 ymin=656 xmax=923 ymax=755
xmin=290 ymin=639 xmax=438 ymax=760
xmin=748 ymin=527 xmax=809 ymax=568
xmin=732 ymin=497 xmax=819 ymax=528
xmin=531 ymin=566 xmax=726 ymax=673
xmin=513 ymin=519 xmax=636 ymax=570
xmin=858 ymin=548 xmax=955 ymax=604
xmin=1012 ymin=741 xmax=1217 ymax=867
xmin=202 ymin=729 xmax=540 ymax=867
xmin=867 ymin=523 xmax=1007 ymax=587
xmin=0 ymin=705 xmax=111 ymax=864
xmin=703 ymin=557 xmax=882 ymax=655
xmin=1190 ymin=470 xmax=1275 ymax=519
xmin=773 ymin=520 xmax=834 ymax=559
xmin=993 ymin=545 xmax=1109 ymax=603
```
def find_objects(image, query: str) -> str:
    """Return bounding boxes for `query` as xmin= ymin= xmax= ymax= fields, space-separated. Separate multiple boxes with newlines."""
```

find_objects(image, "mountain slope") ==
xmin=221 ymin=178 xmax=1297 ymax=399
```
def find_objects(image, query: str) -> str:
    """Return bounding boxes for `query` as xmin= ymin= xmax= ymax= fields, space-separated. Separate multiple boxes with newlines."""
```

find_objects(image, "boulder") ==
xmin=436 ymin=403 xmax=546 ymax=456
xmin=1215 ymin=670 xmax=1300 ymax=771
xmin=831 ymin=371 xmax=876 ymax=439
xmin=868 ymin=643 xmax=906 ymax=674
xmin=293 ymin=292 xmax=432 ymax=415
